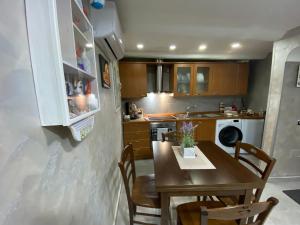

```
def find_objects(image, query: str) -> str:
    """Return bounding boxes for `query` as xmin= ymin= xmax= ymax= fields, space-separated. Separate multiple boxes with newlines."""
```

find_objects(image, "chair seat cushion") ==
xmin=132 ymin=174 xmax=161 ymax=208
xmin=177 ymin=201 xmax=237 ymax=225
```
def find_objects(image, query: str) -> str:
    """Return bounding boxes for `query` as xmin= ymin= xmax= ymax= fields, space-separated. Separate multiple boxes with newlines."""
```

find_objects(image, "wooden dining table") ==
xmin=152 ymin=141 xmax=264 ymax=225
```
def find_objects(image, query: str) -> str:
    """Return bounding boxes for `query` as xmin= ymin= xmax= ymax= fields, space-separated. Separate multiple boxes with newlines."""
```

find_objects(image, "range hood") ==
xmin=147 ymin=60 xmax=173 ymax=93
xmin=156 ymin=60 xmax=163 ymax=93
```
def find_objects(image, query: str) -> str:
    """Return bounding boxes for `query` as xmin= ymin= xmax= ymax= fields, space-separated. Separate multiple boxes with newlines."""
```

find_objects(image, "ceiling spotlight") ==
xmin=198 ymin=44 xmax=207 ymax=51
xmin=85 ymin=43 xmax=94 ymax=48
xmin=137 ymin=43 xmax=144 ymax=50
xmin=169 ymin=45 xmax=176 ymax=50
xmin=231 ymin=42 xmax=241 ymax=49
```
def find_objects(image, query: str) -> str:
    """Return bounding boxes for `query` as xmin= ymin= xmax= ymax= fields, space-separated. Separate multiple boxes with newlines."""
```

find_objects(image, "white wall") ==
xmin=0 ymin=1 xmax=122 ymax=224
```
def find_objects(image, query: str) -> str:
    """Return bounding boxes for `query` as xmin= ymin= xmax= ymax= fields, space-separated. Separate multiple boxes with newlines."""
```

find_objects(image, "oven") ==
xmin=150 ymin=122 xmax=176 ymax=141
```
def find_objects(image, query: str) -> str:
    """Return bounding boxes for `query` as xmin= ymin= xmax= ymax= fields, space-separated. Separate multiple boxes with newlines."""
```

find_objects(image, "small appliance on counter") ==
xmin=124 ymin=102 xmax=141 ymax=120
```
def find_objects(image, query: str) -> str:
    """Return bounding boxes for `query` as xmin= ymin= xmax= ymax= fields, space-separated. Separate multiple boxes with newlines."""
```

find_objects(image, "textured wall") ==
xmin=0 ymin=1 xmax=122 ymax=225
xmin=126 ymin=94 xmax=243 ymax=114
xmin=271 ymin=62 xmax=300 ymax=177
xmin=246 ymin=53 xmax=272 ymax=111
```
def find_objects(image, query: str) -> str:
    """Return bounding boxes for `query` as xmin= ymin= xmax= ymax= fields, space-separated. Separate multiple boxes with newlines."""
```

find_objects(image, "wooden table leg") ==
xmin=161 ymin=193 xmax=170 ymax=225
xmin=238 ymin=189 xmax=252 ymax=225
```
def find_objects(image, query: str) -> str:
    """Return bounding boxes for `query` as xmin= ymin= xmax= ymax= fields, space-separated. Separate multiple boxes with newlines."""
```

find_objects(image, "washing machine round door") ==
xmin=219 ymin=126 xmax=243 ymax=147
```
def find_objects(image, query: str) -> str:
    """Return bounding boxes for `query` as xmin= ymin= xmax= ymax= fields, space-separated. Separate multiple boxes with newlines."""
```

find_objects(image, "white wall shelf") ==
xmin=25 ymin=0 xmax=100 ymax=127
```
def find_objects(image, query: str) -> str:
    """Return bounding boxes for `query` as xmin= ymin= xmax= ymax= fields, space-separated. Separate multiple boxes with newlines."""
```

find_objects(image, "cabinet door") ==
xmin=174 ymin=64 xmax=193 ymax=96
xmin=119 ymin=63 xmax=147 ymax=98
xmin=210 ymin=63 xmax=238 ymax=95
xmin=193 ymin=64 xmax=213 ymax=95
xmin=194 ymin=120 xmax=216 ymax=142
xmin=237 ymin=63 xmax=249 ymax=95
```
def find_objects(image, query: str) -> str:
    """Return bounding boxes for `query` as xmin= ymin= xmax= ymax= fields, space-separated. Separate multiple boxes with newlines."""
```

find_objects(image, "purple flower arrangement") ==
xmin=181 ymin=122 xmax=196 ymax=148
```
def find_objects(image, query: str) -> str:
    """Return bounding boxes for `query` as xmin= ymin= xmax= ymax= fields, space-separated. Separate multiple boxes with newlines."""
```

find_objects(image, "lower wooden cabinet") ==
xmin=193 ymin=120 xmax=216 ymax=142
xmin=123 ymin=122 xmax=152 ymax=159
xmin=177 ymin=119 xmax=216 ymax=142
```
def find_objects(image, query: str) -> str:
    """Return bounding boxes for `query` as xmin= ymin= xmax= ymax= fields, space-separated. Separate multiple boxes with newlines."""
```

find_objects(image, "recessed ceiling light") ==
xmin=198 ymin=44 xmax=207 ymax=51
xmin=169 ymin=45 xmax=176 ymax=50
xmin=137 ymin=43 xmax=144 ymax=50
xmin=231 ymin=42 xmax=241 ymax=49
xmin=85 ymin=43 xmax=94 ymax=48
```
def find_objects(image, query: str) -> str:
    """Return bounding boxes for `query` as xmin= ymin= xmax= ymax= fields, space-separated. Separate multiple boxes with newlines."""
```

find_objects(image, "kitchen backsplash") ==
xmin=122 ymin=94 xmax=243 ymax=114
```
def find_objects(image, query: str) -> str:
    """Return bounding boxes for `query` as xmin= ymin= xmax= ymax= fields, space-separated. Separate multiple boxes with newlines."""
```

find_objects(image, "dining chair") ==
xmin=162 ymin=130 xmax=178 ymax=142
xmin=217 ymin=141 xmax=276 ymax=205
xmin=177 ymin=197 xmax=278 ymax=225
xmin=162 ymin=124 xmax=199 ymax=142
xmin=118 ymin=144 xmax=161 ymax=225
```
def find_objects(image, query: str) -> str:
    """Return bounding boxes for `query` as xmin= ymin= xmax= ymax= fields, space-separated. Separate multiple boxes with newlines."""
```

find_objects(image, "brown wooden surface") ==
xmin=123 ymin=123 xmax=152 ymax=160
xmin=177 ymin=197 xmax=278 ymax=225
xmin=194 ymin=120 xmax=216 ymax=142
xmin=119 ymin=61 xmax=249 ymax=98
xmin=152 ymin=141 xmax=264 ymax=225
xmin=210 ymin=63 xmax=238 ymax=96
xmin=118 ymin=144 xmax=160 ymax=225
xmin=119 ymin=63 xmax=147 ymax=98
xmin=218 ymin=141 xmax=276 ymax=207
xmin=237 ymin=63 xmax=249 ymax=95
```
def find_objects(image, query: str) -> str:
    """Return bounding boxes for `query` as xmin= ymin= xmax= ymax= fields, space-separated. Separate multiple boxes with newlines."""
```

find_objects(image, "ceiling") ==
xmin=115 ymin=0 xmax=300 ymax=60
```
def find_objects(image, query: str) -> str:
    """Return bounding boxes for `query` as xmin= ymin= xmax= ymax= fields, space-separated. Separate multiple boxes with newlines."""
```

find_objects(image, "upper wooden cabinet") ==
xmin=210 ymin=63 xmax=249 ymax=95
xmin=174 ymin=62 xmax=249 ymax=96
xmin=174 ymin=64 xmax=193 ymax=96
xmin=174 ymin=64 xmax=214 ymax=96
xmin=119 ymin=61 xmax=249 ymax=98
xmin=236 ymin=63 xmax=249 ymax=95
xmin=119 ymin=63 xmax=147 ymax=98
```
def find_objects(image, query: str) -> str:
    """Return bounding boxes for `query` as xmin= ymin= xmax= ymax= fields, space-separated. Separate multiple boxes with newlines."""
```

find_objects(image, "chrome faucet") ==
xmin=185 ymin=104 xmax=198 ymax=117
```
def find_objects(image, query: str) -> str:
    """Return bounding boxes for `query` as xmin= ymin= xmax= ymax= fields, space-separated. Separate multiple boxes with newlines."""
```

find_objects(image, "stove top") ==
xmin=146 ymin=116 xmax=176 ymax=121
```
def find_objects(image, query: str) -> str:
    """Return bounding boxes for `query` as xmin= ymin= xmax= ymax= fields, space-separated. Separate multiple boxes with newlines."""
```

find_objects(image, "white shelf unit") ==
xmin=26 ymin=0 xmax=100 ymax=126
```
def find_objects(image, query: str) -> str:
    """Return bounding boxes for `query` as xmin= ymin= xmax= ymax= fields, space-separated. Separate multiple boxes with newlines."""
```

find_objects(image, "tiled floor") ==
xmin=116 ymin=160 xmax=300 ymax=225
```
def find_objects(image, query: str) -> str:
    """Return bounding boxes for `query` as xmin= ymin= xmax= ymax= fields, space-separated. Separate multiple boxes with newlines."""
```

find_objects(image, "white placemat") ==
xmin=172 ymin=146 xmax=216 ymax=170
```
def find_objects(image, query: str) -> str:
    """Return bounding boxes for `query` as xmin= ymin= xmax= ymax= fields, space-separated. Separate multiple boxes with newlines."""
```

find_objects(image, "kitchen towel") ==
xmin=172 ymin=146 xmax=216 ymax=170
xmin=157 ymin=128 xmax=169 ymax=141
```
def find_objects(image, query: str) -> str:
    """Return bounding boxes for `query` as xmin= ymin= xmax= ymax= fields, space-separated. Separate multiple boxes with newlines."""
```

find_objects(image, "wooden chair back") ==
xmin=200 ymin=197 xmax=278 ymax=225
xmin=162 ymin=131 xmax=178 ymax=142
xmin=118 ymin=144 xmax=136 ymax=208
xmin=235 ymin=141 xmax=276 ymax=201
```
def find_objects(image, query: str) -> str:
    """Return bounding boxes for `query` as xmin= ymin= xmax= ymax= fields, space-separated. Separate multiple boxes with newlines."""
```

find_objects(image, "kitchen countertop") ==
xmin=123 ymin=112 xmax=265 ymax=124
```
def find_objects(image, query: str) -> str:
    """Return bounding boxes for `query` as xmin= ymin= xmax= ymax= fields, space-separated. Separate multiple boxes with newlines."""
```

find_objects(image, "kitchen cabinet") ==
xmin=174 ymin=64 xmax=193 ymax=96
xmin=119 ymin=63 xmax=147 ymax=98
xmin=193 ymin=120 xmax=216 ymax=142
xmin=193 ymin=64 xmax=214 ymax=96
xmin=174 ymin=64 xmax=214 ymax=96
xmin=210 ymin=63 xmax=239 ymax=95
xmin=210 ymin=63 xmax=249 ymax=96
xmin=25 ymin=0 xmax=100 ymax=126
xmin=176 ymin=119 xmax=216 ymax=142
xmin=123 ymin=123 xmax=152 ymax=159
xmin=236 ymin=63 xmax=249 ymax=95
xmin=174 ymin=62 xmax=249 ymax=96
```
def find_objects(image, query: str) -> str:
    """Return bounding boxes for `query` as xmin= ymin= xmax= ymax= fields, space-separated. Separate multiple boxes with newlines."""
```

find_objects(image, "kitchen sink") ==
xmin=176 ymin=113 xmax=223 ymax=119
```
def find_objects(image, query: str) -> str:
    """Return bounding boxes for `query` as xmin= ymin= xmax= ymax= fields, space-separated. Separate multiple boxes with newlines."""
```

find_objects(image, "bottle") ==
xmin=219 ymin=102 xmax=225 ymax=113
xmin=81 ymin=48 xmax=91 ymax=74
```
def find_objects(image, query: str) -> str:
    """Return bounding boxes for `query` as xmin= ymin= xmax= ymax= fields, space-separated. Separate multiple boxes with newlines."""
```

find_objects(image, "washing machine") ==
xmin=215 ymin=119 xmax=243 ymax=154
xmin=242 ymin=119 xmax=265 ymax=148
